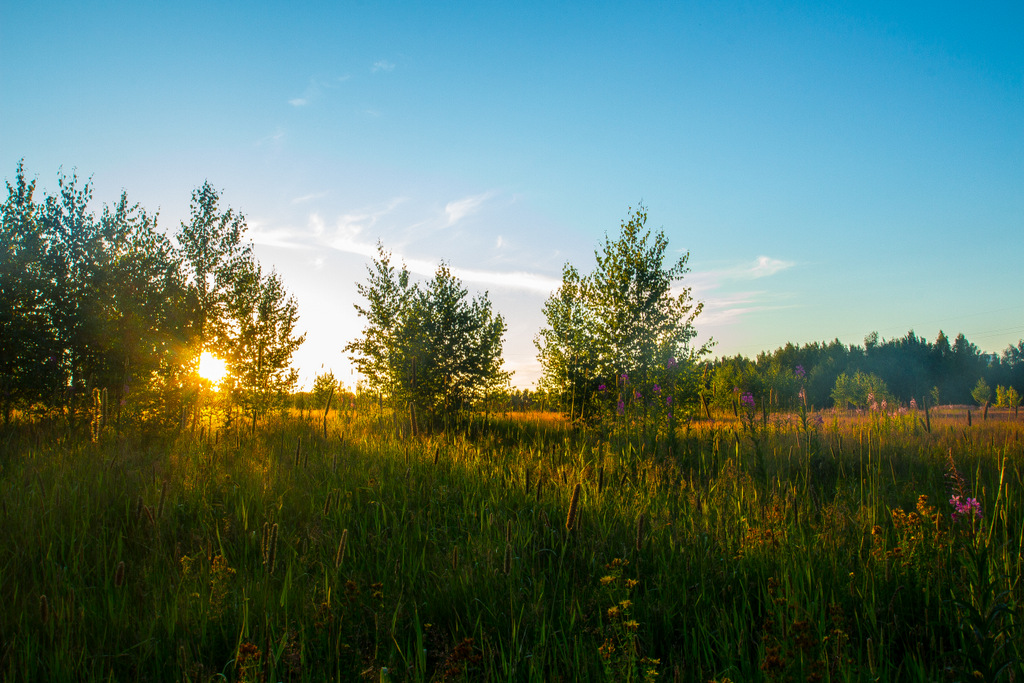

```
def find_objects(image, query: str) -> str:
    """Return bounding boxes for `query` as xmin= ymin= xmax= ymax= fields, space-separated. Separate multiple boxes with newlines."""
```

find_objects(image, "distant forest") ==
xmin=703 ymin=330 xmax=1024 ymax=413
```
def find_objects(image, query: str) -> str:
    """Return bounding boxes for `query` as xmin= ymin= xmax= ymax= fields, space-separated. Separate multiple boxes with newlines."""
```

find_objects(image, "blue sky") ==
xmin=3 ymin=1 xmax=1022 ymax=389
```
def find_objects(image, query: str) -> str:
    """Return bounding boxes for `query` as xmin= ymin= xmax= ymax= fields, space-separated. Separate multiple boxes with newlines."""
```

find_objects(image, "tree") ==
xmin=536 ymin=205 xmax=709 ymax=423
xmin=533 ymin=264 xmax=598 ymax=422
xmin=971 ymin=377 xmax=992 ymax=418
xmin=345 ymin=245 xmax=508 ymax=429
xmin=176 ymin=181 xmax=252 ymax=353
xmin=312 ymin=370 xmax=339 ymax=412
xmin=221 ymin=258 xmax=305 ymax=429
xmin=0 ymin=162 xmax=56 ymax=422
xmin=831 ymin=371 xmax=890 ymax=410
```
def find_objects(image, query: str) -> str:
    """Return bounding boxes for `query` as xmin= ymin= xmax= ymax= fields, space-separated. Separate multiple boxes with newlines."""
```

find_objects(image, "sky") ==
xmin=3 ymin=1 xmax=1022 ymax=390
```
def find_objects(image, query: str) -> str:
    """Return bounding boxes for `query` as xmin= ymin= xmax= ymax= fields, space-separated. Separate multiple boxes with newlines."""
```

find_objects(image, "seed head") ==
xmin=566 ymin=483 xmax=581 ymax=532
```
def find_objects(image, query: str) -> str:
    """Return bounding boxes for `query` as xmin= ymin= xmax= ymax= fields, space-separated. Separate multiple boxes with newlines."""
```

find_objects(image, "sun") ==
xmin=197 ymin=351 xmax=228 ymax=385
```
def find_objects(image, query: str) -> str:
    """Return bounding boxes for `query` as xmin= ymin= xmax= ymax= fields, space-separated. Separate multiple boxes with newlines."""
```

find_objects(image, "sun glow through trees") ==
xmin=198 ymin=351 xmax=227 ymax=385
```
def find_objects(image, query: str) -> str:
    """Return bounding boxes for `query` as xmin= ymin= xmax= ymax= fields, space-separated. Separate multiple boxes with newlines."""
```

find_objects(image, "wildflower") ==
xmin=607 ymin=606 xmax=621 ymax=619
xmin=798 ymin=388 xmax=806 ymax=401
xmin=741 ymin=392 xmax=755 ymax=408
xmin=867 ymin=392 xmax=874 ymax=404
xmin=667 ymin=357 xmax=678 ymax=369
xmin=880 ymin=399 xmax=887 ymax=412
xmin=634 ymin=389 xmax=641 ymax=400
xmin=910 ymin=398 xmax=918 ymax=410
xmin=653 ymin=384 xmax=661 ymax=394
xmin=795 ymin=365 xmax=806 ymax=379
xmin=600 ymin=575 xmax=616 ymax=586
xmin=620 ymin=373 xmax=628 ymax=383
xmin=949 ymin=495 xmax=982 ymax=522
xmin=665 ymin=395 xmax=672 ymax=406
xmin=624 ymin=619 xmax=640 ymax=632
xmin=619 ymin=599 xmax=632 ymax=610
xmin=598 ymin=384 xmax=607 ymax=392
xmin=626 ymin=578 xmax=639 ymax=589
xmin=617 ymin=399 xmax=625 ymax=416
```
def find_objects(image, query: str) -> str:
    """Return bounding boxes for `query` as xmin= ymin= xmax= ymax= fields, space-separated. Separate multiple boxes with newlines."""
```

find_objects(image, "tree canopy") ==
xmin=536 ymin=205 xmax=710 ymax=423
xmin=345 ymin=244 xmax=508 ymax=429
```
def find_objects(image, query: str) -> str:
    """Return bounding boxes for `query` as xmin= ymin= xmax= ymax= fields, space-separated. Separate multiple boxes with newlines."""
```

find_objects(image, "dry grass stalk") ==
xmin=335 ymin=528 xmax=348 ymax=568
xmin=635 ymin=512 xmax=646 ymax=552
xmin=268 ymin=523 xmax=279 ymax=573
xmin=323 ymin=491 xmax=333 ymax=516
xmin=114 ymin=561 xmax=125 ymax=588
xmin=503 ymin=542 xmax=512 ymax=575
xmin=566 ymin=483 xmax=581 ymax=532
xmin=157 ymin=480 xmax=167 ymax=519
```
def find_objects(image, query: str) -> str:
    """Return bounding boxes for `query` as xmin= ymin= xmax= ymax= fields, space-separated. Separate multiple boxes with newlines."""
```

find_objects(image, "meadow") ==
xmin=1 ymin=404 xmax=1021 ymax=682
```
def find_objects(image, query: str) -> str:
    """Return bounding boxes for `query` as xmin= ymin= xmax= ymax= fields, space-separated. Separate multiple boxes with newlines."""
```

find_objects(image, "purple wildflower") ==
xmin=634 ymin=389 xmax=641 ymax=400
xmin=667 ymin=357 xmax=678 ymax=370
xmin=653 ymin=384 xmax=661 ymax=394
xmin=741 ymin=392 xmax=755 ymax=408
xmin=665 ymin=395 xmax=673 ymax=406
xmin=795 ymin=365 xmax=805 ymax=379
xmin=620 ymin=373 xmax=629 ymax=383
xmin=949 ymin=495 xmax=982 ymax=522
xmin=598 ymin=384 xmax=607 ymax=392
xmin=617 ymin=399 xmax=625 ymax=416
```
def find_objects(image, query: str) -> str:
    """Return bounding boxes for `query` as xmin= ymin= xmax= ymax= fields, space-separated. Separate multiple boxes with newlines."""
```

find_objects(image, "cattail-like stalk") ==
xmin=598 ymin=466 xmax=605 ymax=494
xmin=335 ymin=528 xmax=348 ymax=568
xmin=524 ymin=467 xmax=531 ymax=494
xmin=433 ymin=447 xmax=440 ymax=466
xmin=540 ymin=509 xmax=550 ymax=528
xmin=503 ymin=542 xmax=512 ymax=575
xmin=114 ymin=561 xmax=125 ymax=588
xmin=143 ymin=505 xmax=155 ymax=526
xmin=505 ymin=520 xmax=512 ymax=543
xmin=40 ymin=595 xmax=49 ymax=625
xmin=451 ymin=545 xmax=459 ymax=572
xmin=536 ymin=477 xmax=543 ymax=503
xmin=620 ymin=471 xmax=629 ymax=487
xmin=565 ymin=483 xmax=581 ymax=532
xmin=267 ymin=523 xmax=279 ymax=573
xmin=561 ymin=470 xmax=567 ymax=485
xmin=261 ymin=523 xmax=270 ymax=565
xmin=157 ymin=480 xmax=167 ymax=519
xmin=323 ymin=491 xmax=333 ymax=517
xmin=294 ymin=438 xmax=302 ymax=467
xmin=635 ymin=512 xmax=646 ymax=552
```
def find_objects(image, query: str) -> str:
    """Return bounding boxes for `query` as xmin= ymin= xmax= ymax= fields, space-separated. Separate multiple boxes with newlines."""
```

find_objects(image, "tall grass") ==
xmin=1 ymin=406 xmax=1021 ymax=681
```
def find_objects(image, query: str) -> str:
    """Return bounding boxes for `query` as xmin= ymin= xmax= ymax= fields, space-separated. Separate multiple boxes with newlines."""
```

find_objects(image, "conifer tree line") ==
xmin=704 ymin=331 xmax=1024 ymax=414
xmin=0 ymin=161 xmax=304 ymax=428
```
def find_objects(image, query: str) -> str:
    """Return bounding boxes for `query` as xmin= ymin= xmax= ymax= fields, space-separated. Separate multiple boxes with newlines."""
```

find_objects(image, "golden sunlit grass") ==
xmin=3 ymin=405 xmax=1022 ymax=681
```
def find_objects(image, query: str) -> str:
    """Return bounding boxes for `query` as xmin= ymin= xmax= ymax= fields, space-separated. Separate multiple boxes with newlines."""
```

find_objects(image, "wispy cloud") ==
xmin=288 ymin=75 xmax=350 ymax=107
xmin=445 ymin=191 xmax=495 ymax=226
xmin=291 ymin=191 xmax=328 ymax=204
xmin=685 ymin=255 xmax=797 ymax=327
xmin=371 ymin=60 xmax=395 ymax=72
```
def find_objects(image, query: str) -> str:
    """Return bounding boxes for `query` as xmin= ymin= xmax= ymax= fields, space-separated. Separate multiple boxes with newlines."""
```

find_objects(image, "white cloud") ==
xmin=444 ymin=191 xmax=494 ymax=226
xmin=291 ymin=191 xmax=328 ymax=204
xmin=288 ymin=98 xmax=308 ymax=107
xmin=372 ymin=60 xmax=395 ymax=72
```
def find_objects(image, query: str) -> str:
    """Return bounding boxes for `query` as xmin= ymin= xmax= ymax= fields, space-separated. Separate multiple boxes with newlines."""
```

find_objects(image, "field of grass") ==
xmin=1 ymin=405 xmax=1021 ymax=681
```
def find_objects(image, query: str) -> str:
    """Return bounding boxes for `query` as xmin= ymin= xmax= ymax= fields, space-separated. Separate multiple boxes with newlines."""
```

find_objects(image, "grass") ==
xmin=1 ymin=405 xmax=1022 ymax=681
